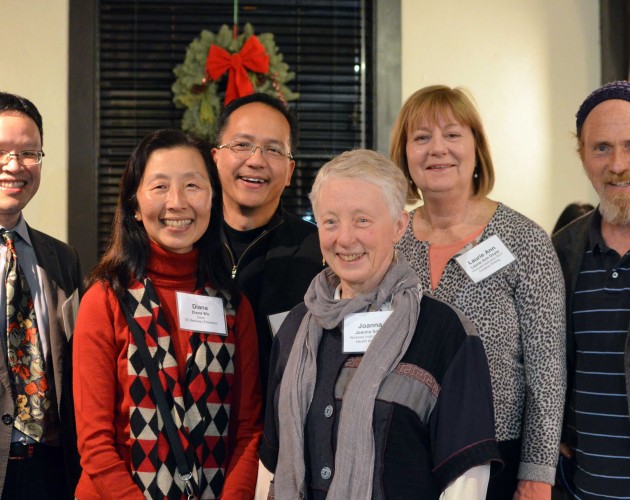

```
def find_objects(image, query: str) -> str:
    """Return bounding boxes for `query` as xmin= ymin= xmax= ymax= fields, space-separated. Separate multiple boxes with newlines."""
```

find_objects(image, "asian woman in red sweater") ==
xmin=73 ymin=129 xmax=262 ymax=499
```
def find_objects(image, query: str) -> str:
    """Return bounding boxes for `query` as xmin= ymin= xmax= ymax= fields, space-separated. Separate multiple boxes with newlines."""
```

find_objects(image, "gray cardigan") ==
xmin=398 ymin=203 xmax=566 ymax=484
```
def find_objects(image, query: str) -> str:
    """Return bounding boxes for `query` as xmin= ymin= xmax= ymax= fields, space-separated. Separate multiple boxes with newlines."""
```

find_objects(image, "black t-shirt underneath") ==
xmin=223 ymin=223 xmax=267 ymax=263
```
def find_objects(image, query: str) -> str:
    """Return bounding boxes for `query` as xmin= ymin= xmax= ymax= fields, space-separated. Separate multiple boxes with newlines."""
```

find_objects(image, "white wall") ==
xmin=401 ymin=0 xmax=600 ymax=232
xmin=0 ymin=0 xmax=69 ymax=241
xmin=0 ymin=0 xmax=601 ymax=238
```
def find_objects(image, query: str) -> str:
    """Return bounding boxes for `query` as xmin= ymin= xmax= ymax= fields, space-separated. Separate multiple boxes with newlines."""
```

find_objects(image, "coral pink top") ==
xmin=428 ymin=228 xmax=484 ymax=290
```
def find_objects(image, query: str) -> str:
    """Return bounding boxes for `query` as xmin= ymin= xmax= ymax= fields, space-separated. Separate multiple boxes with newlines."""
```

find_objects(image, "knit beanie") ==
xmin=576 ymin=80 xmax=630 ymax=135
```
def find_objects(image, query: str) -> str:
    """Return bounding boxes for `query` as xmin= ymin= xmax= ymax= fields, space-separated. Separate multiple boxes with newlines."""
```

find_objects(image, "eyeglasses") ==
xmin=217 ymin=140 xmax=293 ymax=161
xmin=0 ymin=150 xmax=45 ymax=167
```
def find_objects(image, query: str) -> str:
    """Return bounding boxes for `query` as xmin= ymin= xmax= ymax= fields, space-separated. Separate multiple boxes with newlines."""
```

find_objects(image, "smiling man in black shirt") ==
xmin=212 ymin=94 xmax=323 ymax=400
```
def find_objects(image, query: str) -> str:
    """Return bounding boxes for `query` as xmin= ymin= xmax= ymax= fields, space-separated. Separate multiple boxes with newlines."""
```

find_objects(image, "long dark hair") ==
xmin=87 ymin=128 xmax=238 ymax=303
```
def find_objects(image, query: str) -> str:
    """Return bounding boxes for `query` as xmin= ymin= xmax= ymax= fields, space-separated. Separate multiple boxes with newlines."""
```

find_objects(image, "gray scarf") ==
xmin=275 ymin=256 xmax=422 ymax=499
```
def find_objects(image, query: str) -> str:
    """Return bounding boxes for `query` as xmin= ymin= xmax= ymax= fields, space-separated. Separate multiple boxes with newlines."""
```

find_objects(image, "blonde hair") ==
xmin=389 ymin=85 xmax=495 ymax=203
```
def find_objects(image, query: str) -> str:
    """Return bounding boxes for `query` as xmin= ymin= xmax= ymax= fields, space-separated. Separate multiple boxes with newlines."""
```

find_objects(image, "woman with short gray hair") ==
xmin=259 ymin=149 xmax=501 ymax=499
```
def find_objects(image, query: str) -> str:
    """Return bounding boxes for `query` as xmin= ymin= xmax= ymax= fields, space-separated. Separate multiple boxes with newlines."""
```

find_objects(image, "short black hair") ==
xmin=0 ymin=92 xmax=44 ymax=146
xmin=215 ymin=93 xmax=298 ymax=150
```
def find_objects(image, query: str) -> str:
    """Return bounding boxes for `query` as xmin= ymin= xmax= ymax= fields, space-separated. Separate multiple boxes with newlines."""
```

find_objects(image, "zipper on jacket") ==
xmin=224 ymin=217 xmax=284 ymax=280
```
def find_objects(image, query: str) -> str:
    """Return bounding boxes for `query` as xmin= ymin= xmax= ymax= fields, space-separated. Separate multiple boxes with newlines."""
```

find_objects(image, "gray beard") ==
xmin=599 ymin=194 xmax=630 ymax=226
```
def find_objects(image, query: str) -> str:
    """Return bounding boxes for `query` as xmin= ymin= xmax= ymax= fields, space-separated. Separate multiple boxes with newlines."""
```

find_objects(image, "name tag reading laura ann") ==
xmin=454 ymin=234 xmax=515 ymax=283
xmin=176 ymin=292 xmax=227 ymax=336
xmin=343 ymin=310 xmax=393 ymax=354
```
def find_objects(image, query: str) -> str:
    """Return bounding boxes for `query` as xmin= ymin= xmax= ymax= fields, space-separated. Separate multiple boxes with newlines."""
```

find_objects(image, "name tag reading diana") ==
xmin=176 ymin=292 xmax=227 ymax=336
xmin=343 ymin=310 xmax=393 ymax=354
xmin=454 ymin=234 xmax=515 ymax=283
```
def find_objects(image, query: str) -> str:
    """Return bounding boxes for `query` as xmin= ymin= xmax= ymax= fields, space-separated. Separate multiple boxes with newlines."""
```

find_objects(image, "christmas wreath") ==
xmin=172 ymin=22 xmax=298 ymax=143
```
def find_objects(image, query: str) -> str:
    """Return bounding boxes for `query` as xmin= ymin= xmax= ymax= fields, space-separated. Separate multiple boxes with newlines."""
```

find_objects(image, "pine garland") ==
xmin=172 ymin=23 xmax=298 ymax=143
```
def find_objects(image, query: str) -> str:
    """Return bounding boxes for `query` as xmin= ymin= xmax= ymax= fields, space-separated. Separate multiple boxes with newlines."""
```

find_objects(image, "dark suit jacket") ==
xmin=0 ymin=224 xmax=83 ymax=497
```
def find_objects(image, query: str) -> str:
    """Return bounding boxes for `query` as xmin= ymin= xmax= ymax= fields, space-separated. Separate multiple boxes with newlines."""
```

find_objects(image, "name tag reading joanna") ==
xmin=454 ymin=234 xmax=515 ymax=283
xmin=343 ymin=310 xmax=393 ymax=354
xmin=176 ymin=292 xmax=227 ymax=336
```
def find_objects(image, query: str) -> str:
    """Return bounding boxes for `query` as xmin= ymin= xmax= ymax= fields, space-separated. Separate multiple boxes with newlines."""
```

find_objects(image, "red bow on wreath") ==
xmin=206 ymin=35 xmax=270 ymax=105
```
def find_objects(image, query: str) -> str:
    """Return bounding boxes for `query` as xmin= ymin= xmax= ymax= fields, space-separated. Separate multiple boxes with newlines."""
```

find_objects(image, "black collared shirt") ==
xmin=571 ymin=211 xmax=630 ymax=498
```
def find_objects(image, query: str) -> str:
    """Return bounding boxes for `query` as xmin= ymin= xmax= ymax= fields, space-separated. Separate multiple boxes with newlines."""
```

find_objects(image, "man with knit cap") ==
xmin=553 ymin=80 xmax=630 ymax=498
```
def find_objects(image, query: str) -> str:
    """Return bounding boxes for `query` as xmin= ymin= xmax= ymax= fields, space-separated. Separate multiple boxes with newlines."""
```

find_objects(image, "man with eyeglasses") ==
xmin=0 ymin=92 xmax=82 ymax=499
xmin=212 ymin=93 xmax=323 ymax=401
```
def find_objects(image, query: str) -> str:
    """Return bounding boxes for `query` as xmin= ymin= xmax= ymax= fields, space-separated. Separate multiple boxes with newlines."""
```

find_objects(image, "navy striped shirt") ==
xmin=571 ymin=219 xmax=630 ymax=499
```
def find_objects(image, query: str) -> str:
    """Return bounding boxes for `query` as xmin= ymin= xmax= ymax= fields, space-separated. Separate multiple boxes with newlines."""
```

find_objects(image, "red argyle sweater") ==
xmin=73 ymin=243 xmax=262 ymax=499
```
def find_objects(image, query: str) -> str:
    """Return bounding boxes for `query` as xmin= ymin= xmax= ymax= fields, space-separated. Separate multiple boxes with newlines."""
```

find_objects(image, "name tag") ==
xmin=176 ymin=292 xmax=227 ymax=335
xmin=343 ymin=310 xmax=392 ymax=354
xmin=454 ymin=234 xmax=515 ymax=283
xmin=268 ymin=311 xmax=290 ymax=337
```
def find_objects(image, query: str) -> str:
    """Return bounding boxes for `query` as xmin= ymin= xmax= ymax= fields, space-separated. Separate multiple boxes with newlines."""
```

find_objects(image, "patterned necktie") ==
xmin=3 ymin=230 xmax=50 ymax=441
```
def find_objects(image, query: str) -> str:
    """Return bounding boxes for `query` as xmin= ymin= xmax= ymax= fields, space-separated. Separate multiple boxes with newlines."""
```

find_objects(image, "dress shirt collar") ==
xmin=0 ymin=214 xmax=32 ymax=248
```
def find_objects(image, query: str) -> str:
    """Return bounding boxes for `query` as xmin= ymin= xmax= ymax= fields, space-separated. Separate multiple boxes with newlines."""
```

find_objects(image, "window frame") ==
xmin=68 ymin=0 xmax=400 ymax=270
